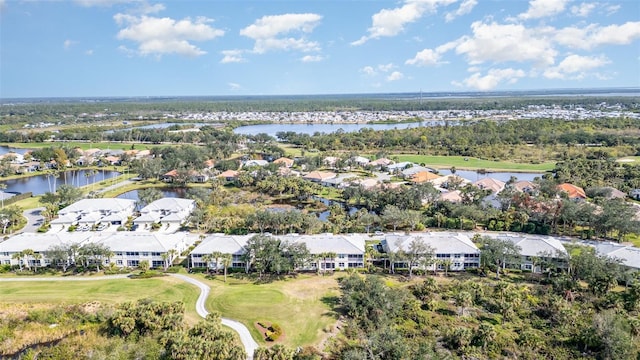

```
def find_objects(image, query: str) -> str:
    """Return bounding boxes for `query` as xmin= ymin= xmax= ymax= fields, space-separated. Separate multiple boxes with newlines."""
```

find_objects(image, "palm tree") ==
xmin=12 ymin=251 xmax=23 ymax=271
xmin=221 ymin=253 xmax=232 ymax=282
xmin=32 ymin=253 xmax=43 ymax=271
xmin=21 ymin=249 xmax=34 ymax=271
xmin=161 ymin=253 xmax=170 ymax=271
xmin=167 ymin=249 xmax=178 ymax=268
xmin=316 ymin=252 xmax=336 ymax=275
xmin=454 ymin=290 xmax=473 ymax=317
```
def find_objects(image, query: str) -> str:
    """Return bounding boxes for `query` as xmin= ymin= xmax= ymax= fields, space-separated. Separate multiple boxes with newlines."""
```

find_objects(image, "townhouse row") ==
xmin=0 ymin=231 xmax=573 ymax=273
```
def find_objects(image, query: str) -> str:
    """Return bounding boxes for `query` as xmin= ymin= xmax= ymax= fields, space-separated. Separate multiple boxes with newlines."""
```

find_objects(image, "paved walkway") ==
xmin=171 ymin=274 xmax=259 ymax=359
xmin=0 ymin=274 xmax=259 ymax=359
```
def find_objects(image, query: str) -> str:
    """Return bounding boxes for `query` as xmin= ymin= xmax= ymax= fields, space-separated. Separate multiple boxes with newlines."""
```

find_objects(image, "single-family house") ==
xmin=438 ymin=190 xmax=463 ymax=203
xmin=161 ymin=169 xmax=178 ymax=182
xmin=273 ymin=157 xmax=294 ymax=168
xmin=217 ymin=170 xmax=239 ymax=181
xmin=474 ymin=177 xmax=506 ymax=194
xmin=386 ymin=162 xmax=413 ymax=173
xmin=369 ymin=158 xmax=394 ymax=169
xmin=323 ymin=156 xmax=339 ymax=167
xmin=411 ymin=171 xmax=441 ymax=184
xmin=381 ymin=232 xmax=481 ymax=272
xmin=513 ymin=180 xmax=537 ymax=194
xmin=401 ymin=166 xmax=434 ymax=178
xmin=557 ymin=183 xmax=586 ymax=200
xmin=600 ymin=186 xmax=627 ymax=199
xmin=430 ymin=174 xmax=471 ymax=189
xmin=303 ymin=171 xmax=337 ymax=183
xmin=350 ymin=156 xmax=370 ymax=167
xmin=244 ymin=159 xmax=269 ymax=167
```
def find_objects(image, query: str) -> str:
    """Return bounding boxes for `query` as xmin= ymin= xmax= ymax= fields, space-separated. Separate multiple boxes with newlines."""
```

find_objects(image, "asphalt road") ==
xmin=20 ymin=207 xmax=45 ymax=233
xmin=0 ymin=274 xmax=259 ymax=359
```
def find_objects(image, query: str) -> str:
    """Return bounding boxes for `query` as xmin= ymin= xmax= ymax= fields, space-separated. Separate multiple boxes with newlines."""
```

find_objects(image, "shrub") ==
xmin=165 ymin=266 xmax=181 ymax=273
xmin=0 ymin=264 xmax=10 ymax=273
xmin=130 ymin=270 xmax=165 ymax=279
xmin=266 ymin=323 xmax=283 ymax=341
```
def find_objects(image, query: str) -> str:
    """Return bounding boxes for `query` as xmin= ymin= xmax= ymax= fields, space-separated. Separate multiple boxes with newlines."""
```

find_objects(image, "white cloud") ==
xmin=455 ymin=21 xmax=557 ymax=66
xmin=605 ymin=4 xmax=620 ymax=15
xmin=377 ymin=63 xmax=395 ymax=72
xmin=445 ymin=0 xmax=477 ymax=22
xmin=0 ymin=0 xmax=6 ymax=12
xmin=352 ymin=0 xmax=456 ymax=45
xmin=406 ymin=48 xmax=445 ymax=66
xmin=63 ymin=39 xmax=78 ymax=49
xmin=543 ymin=54 xmax=610 ymax=79
xmin=518 ymin=0 xmax=569 ymax=20
xmin=461 ymin=68 xmax=526 ymax=90
xmin=220 ymin=49 xmax=246 ymax=63
xmin=228 ymin=82 xmax=241 ymax=91
xmin=301 ymin=55 xmax=323 ymax=62
xmin=85 ymin=49 xmax=94 ymax=56
xmin=571 ymin=3 xmax=597 ymax=17
xmin=386 ymin=71 xmax=404 ymax=81
xmin=114 ymin=13 xmax=224 ymax=57
xmin=361 ymin=66 xmax=376 ymax=76
xmin=554 ymin=22 xmax=640 ymax=50
xmin=240 ymin=13 xmax=322 ymax=54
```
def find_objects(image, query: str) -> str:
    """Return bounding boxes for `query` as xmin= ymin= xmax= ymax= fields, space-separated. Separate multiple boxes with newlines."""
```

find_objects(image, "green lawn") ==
xmin=203 ymin=273 xmax=340 ymax=348
xmin=0 ymin=277 xmax=201 ymax=323
xmin=616 ymin=156 xmax=640 ymax=165
xmin=396 ymin=154 xmax=555 ymax=172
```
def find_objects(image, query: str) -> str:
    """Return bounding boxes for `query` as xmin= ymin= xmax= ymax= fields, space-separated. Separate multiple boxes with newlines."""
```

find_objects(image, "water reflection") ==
xmin=1 ymin=170 xmax=121 ymax=195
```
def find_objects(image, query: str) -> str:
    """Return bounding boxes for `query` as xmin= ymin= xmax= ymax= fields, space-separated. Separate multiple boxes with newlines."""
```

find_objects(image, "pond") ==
xmin=0 ymin=146 xmax=32 ymax=156
xmin=0 ymin=170 xmax=121 ymax=195
xmin=233 ymin=121 xmax=456 ymax=138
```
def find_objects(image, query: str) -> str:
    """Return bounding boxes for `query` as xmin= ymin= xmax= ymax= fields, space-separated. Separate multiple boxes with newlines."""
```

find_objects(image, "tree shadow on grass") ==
xmin=321 ymin=295 xmax=342 ymax=319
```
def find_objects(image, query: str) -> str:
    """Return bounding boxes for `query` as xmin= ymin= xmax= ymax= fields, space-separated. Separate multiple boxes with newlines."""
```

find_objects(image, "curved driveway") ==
xmin=170 ymin=274 xmax=259 ymax=359
xmin=0 ymin=274 xmax=259 ymax=359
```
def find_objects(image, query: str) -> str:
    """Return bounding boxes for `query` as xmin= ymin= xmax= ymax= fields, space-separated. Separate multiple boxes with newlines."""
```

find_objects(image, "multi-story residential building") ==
xmin=381 ymin=232 xmax=481 ymax=271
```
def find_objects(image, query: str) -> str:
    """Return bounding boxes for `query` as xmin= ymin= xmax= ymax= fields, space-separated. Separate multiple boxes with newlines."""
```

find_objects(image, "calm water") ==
xmin=1 ymin=170 xmax=120 ymax=195
xmin=233 ymin=121 xmax=452 ymax=138
xmin=0 ymin=146 xmax=32 ymax=155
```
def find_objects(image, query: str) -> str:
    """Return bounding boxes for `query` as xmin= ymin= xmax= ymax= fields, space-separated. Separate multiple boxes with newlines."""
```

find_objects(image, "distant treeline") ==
xmin=1 ymin=95 xmax=638 ymax=119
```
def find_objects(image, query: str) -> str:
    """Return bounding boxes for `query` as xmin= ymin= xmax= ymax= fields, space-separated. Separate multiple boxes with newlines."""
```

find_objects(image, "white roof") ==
xmin=595 ymin=243 xmax=640 ymax=269
xmin=280 ymin=233 xmax=366 ymax=254
xmin=59 ymin=199 xmax=135 ymax=216
xmin=140 ymin=198 xmax=195 ymax=214
xmin=383 ymin=232 xmax=479 ymax=254
xmin=134 ymin=213 xmax=161 ymax=223
xmin=50 ymin=215 xmax=77 ymax=225
xmin=191 ymin=234 xmax=253 ymax=255
xmin=491 ymin=234 xmax=568 ymax=257
xmin=387 ymin=162 xmax=413 ymax=170
xmin=0 ymin=233 xmax=92 ymax=252
xmin=90 ymin=233 xmax=186 ymax=252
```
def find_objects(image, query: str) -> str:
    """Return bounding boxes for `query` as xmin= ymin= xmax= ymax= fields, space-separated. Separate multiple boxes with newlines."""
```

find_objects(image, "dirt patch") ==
xmin=254 ymin=321 xmax=286 ymax=345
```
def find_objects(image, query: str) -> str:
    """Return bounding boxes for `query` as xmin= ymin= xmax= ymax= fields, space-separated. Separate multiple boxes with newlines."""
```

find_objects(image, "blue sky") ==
xmin=1 ymin=0 xmax=639 ymax=97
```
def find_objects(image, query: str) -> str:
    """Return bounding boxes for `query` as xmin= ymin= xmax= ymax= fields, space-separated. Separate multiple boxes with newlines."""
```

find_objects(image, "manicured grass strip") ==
xmin=616 ymin=156 xmax=640 ymax=165
xmin=396 ymin=155 xmax=555 ymax=172
xmin=0 ymin=277 xmax=201 ymax=324
xmin=204 ymin=274 xmax=340 ymax=348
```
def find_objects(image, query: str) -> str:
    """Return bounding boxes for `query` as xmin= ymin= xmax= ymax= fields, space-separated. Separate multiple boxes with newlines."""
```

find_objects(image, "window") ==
xmin=116 ymin=260 xmax=123 ymax=265
xmin=1 ymin=252 xmax=9 ymax=256
xmin=454 ymin=254 xmax=461 ymax=258
xmin=3 ymin=260 xmax=9 ymax=265
xmin=142 ymin=252 xmax=149 ymax=257
xmin=338 ymin=263 xmax=345 ymax=268
xmin=338 ymin=254 xmax=345 ymax=259
xmin=454 ymin=263 xmax=461 ymax=267
xmin=115 ymin=252 xmax=123 ymax=256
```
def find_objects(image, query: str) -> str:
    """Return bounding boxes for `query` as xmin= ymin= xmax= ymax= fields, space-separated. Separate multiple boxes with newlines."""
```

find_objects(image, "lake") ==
xmin=0 ymin=146 xmax=32 ymax=156
xmin=0 ymin=170 xmax=120 ymax=195
xmin=233 ymin=121 xmax=454 ymax=138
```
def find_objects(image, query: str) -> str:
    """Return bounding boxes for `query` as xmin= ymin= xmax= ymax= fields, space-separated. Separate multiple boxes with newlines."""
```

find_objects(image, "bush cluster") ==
xmin=266 ymin=323 xmax=283 ymax=341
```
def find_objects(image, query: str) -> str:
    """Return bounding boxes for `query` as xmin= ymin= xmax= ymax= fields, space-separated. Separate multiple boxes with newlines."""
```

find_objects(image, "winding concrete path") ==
xmin=170 ymin=274 xmax=259 ymax=359
xmin=0 ymin=274 xmax=259 ymax=359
